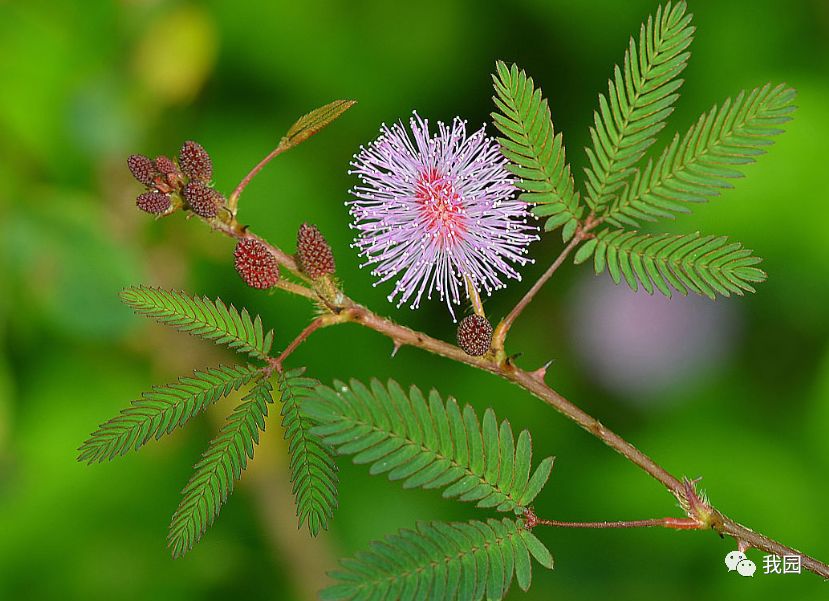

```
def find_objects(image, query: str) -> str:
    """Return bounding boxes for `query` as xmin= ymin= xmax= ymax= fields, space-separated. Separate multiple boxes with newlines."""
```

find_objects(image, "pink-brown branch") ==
xmin=524 ymin=508 xmax=703 ymax=531
xmin=195 ymin=214 xmax=829 ymax=579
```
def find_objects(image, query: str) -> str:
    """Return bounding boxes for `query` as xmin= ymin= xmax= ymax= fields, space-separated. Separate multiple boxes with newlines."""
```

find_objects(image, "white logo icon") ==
xmin=725 ymin=551 xmax=756 ymax=577
xmin=736 ymin=558 xmax=757 ymax=577
xmin=725 ymin=551 xmax=746 ymax=571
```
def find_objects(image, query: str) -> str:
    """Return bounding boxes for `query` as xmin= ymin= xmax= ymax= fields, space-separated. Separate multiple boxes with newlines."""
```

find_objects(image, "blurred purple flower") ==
xmin=348 ymin=112 xmax=537 ymax=320
xmin=568 ymin=274 xmax=740 ymax=403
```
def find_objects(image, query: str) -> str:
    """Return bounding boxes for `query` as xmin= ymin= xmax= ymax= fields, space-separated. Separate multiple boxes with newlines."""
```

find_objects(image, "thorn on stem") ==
xmin=529 ymin=359 xmax=554 ymax=382
xmin=391 ymin=341 xmax=402 ymax=358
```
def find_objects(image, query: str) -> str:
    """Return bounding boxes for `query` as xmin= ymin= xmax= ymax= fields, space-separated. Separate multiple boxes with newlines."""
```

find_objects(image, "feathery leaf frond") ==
xmin=78 ymin=364 xmax=260 ymax=464
xmin=584 ymin=1 xmax=694 ymax=210
xmin=167 ymin=378 xmax=274 ymax=558
xmin=120 ymin=286 xmax=274 ymax=360
xmin=278 ymin=368 xmax=339 ymax=537
xmin=580 ymin=229 xmax=766 ymax=299
xmin=304 ymin=379 xmax=555 ymax=513
xmin=604 ymin=83 xmax=797 ymax=227
xmin=491 ymin=61 xmax=583 ymax=240
xmin=321 ymin=518 xmax=553 ymax=601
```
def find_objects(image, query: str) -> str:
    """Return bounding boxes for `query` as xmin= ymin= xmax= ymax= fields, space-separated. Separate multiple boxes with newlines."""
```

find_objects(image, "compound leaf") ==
xmin=78 ymin=364 xmax=259 ymax=463
xmin=605 ymin=83 xmax=796 ymax=227
xmin=278 ymin=368 xmax=339 ymax=537
xmin=303 ymin=379 xmax=555 ymax=513
xmin=120 ymin=286 xmax=274 ymax=360
xmin=321 ymin=518 xmax=553 ymax=601
xmin=492 ymin=61 xmax=583 ymax=240
xmin=589 ymin=228 xmax=766 ymax=299
xmin=167 ymin=378 xmax=273 ymax=558
xmin=584 ymin=1 xmax=694 ymax=210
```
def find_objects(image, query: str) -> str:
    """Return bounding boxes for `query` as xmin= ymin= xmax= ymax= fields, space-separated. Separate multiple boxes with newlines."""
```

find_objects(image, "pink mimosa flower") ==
xmin=348 ymin=112 xmax=538 ymax=320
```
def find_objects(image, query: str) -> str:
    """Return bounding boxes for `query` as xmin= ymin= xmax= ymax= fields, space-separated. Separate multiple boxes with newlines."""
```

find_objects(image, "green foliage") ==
xmin=120 ymin=286 xmax=274 ymax=360
xmin=15 ymin=0 xmax=824 ymax=597
xmin=77 ymin=364 xmax=259 ymax=463
xmin=605 ymin=84 xmax=797 ymax=227
xmin=492 ymin=0 xmax=795 ymax=304
xmin=583 ymin=1 xmax=694 ymax=210
xmin=304 ymin=379 xmax=555 ymax=513
xmin=284 ymin=99 xmax=357 ymax=149
xmin=580 ymin=229 xmax=766 ymax=298
xmin=321 ymin=518 xmax=554 ymax=601
xmin=278 ymin=368 xmax=339 ymax=536
xmin=491 ymin=61 xmax=582 ymax=240
xmin=167 ymin=378 xmax=274 ymax=558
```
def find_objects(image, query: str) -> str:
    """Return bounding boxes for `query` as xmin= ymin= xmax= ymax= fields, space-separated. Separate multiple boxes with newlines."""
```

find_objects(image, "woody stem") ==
xmin=196 ymin=220 xmax=829 ymax=579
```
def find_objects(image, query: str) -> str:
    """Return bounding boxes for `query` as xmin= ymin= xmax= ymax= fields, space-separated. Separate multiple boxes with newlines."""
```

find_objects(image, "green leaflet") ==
xmin=304 ymin=379 xmax=555 ymax=513
xmin=167 ymin=378 xmax=274 ymax=558
xmin=120 ymin=286 xmax=274 ymax=360
xmin=584 ymin=1 xmax=694 ymax=210
xmin=491 ymin=61 xmax=582 ymax=240
xmin=284 ymin=99 xmax=356 ymax=149
xmin=590 ymin=229 xmax=766 ymax=299
xmin=78 ymin=364 xmax=260 ymax=463
xmin=491 ymin=1 xmax=790 ymax=305
xmin=321 ymin=518 xmax=553 ymax=601
xmin=604 ymin=84 xmax=797 ymax=227
xmin=278 ymin=368 xmax=339 ymax=536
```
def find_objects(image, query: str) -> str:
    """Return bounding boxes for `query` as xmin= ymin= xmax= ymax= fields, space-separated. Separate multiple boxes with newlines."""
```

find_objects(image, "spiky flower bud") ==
xmin=183 ymin=181 xmax=221 ymax=218
xmin=456 ymin=315 xmax=493 ymax=357
xmin=127 ymin=154 xmax=156 ymax=187
xmin=136 ymin=191 xmax=171 ymax=214
xmin=296 ymin=223 xmax=336 ymax=279
xmin=179 ymin=140 xmax=212 ymax=182
xmin=154 ymin=155 xmax=176 ymax=175
xmin=234 ymin=239 xmax=280 ymax=289
xmin=152 ymin=155 xmax=184 ymax=191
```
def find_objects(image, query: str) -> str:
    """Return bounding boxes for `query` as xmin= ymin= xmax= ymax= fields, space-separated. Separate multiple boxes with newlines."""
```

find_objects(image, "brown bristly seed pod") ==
xmin=183 ymin=180 xmax=221 ymax=218
xmin=127 ymin=154 xmax=156 ymax=187
xmin=456 ymin=314 xmax=493 ymax=357
xmin=234 ymin=238 xmax=280 ymax=289
xmin=179 ymin=140 xmax=213 ymax=182
xmin=296 ymin=223 xmax=336 ymax=279
xmin=136 ymin=191 xmax=171 ymax=215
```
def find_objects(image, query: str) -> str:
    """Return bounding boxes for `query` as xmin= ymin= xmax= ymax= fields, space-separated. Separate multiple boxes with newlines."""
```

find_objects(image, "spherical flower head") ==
xmin=183 ymin=180 xmax=222 ymax=218
xmin=179 ymin=140 xmax=213 ymax=182
xmin=457 ymin=314 xmax=493 ymax=357
xmin=127 ymin=154 xmax=157 ymax=187
xmin=297 ymin=223 xmax=336 ymax=279
xmin=136 ymin=191 xmax=171 ymax=214
xmin=234 ymin=239 xmax=280 ymax=289
xmin=154 ymin=155 xmax=178 ymax=176
xmin=348 ymin=112 xmax=538 ymax=320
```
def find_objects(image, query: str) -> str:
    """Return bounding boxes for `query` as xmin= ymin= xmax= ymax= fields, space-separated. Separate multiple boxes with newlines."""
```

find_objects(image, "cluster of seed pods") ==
xmin=127 ymin=140 xmax=223 ymax=218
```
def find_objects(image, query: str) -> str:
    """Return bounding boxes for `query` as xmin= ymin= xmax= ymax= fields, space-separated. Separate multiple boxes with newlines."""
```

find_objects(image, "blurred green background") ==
xmin=1 ymin=0 xmax=828 ymax=599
